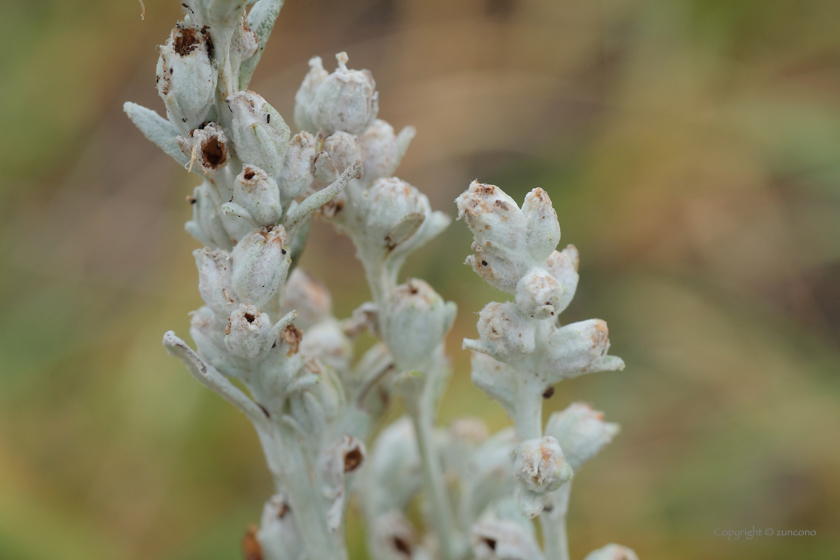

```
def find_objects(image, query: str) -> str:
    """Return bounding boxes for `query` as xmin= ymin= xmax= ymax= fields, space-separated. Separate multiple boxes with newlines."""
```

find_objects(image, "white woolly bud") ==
xmin=231 ymin=226 xmax=290 ymax=309
xmin=227 ymin=91 xmax=291 ymax=177
xmin=176 ymin=123 xmax=230 ymax=176
xmin=186 ymin=182 xmax=232 ymax=250
xmin=324 ymin=131 xmax=363 ymax=174
xmin=358 ymin=119 xmax=414 ymax=183
xmin=189 ymin=306 xmax=242 ymax=377
xmin=539 ymin=319 xmax=624 ymax=381
xmin=521 ymin=188 xmax=561 ymax=263
xmin=476 ymin=302 xmax=535 ymax=359
xmin=456 ymin=181 xmax=530 ymax=292
xmin=294 ymin=56 xmax=329 ymax=132
xmin=363 ymin=178 xmax=432 ymax=255
xmin=366 ymin=418 xmax=421 ymax=514
xmin=512 ymin=437 xmax=573 ymax=518
xmin=194 ymin=248 xmax=236 ymax=315
xmin=298 ymin=52 xmax=379 ymax=135
xmin=583 ymin=544 xmax=639 ymax=560
xmin=300 ymin=321 xmax=351 ymax=373
xmin=382 ymin=279 xmax=456 ymax=371
xmin=319 ymin=434 xmax=367 ymax=532
xmin=369 ymin=511 xmax=416 ymax=560
xmin=543 ymin=246 xmax=579 ymax=315
xmin=257 ymin=494 xmax=304 ymax=560
xmin=515 ymin=267 xmax=565 ymax=320
xmin=283 ymin=268 xmax=332 ymax=328
xmin=471 ymin=521 xmax=545 ymax=560
xmin=232 ymin=165 xmax=282 ymax=226
xmin=545 ymin=402 xmax=620 ymax=471
xmin=225 ymin=303 xmax=271 ymax=359
xmin=277 ymin=131 xmax=317 ymax=202
xmin=155 ymin=23 xmax=217 ymax=133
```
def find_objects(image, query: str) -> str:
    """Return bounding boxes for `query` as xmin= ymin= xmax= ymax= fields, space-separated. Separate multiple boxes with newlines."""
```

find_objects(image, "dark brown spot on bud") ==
xmin=481 ymin=260 xmax=488 ymax=266
xmin=393 ymin=536 xmax=411 ymax=556
xmin=483 ymin=538 xmax=497 ymax=551
xmin=542 ymin=386 xmax=555 ymax=399
xmin=244 ymin=170 xmax=256 ymax=180
xmin=343 ymin=446 xmax=364 ymax=472
xmin=201 ymin=136 xmax=227 ymax=169
xmin=244 ymin=312 xmax=256 ymax=323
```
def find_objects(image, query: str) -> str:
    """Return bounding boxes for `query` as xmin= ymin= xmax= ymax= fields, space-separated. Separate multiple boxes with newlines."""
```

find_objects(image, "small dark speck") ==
xmin=281 ymin=249 xmax=287 ymax=254
xmin=266 ymin=113 xmax=271 ymax=123
xmin=481 ymin=260 xmax=488 ymax=266
xmin=169 ymin=68 xmax=173 ymax=74
xmin=182 ymin=117 xmax=187 ymax=122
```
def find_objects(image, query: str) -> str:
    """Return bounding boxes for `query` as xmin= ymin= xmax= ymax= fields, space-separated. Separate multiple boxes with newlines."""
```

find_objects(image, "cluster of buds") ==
xmin=125 ymin=1 xmax=639 ymax=560
xmin=456 ymin=182 xmax=635 ymax=558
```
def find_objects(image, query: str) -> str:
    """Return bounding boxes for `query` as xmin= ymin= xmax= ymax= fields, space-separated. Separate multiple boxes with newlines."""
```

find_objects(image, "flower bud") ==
xmin=176 ymin=123 xmax=230 ymax=176
xmin=512 ymin=436 xmax=573 ymax=518
xmin=278 ymin=131 xmax=317 ymax=202
xmin=299 ymin=52 xmax=379 ymax=135
xmin=583 ymin=544 xmax=639 ymax=560
xmin=538 ymin=319 xmax=624 ymax=381
xmin=366 ymin=417 xmax=421 ymax=514
xmin=382 ymin=279 xmax=456 ymax=371
xmin=545 ymin=402 xmax=620 ymax=471
xmin=225 ymin=303 xmax=271 ymax=359
xmin=231 ymin=226 xmax=290 ymax=309
xmin=156 ymin=23 xmax=217 ymax=133
xmin=294 ymin=56 xmax=329 ymax=132
xmin=194 ymin=248 xmax=236 ymax=315
xmin=456 ymin=181 xmax=530 ymax=292
xmin=186 ymin=182 xmax=234 ymax=250
xmin=233 ymin=165 xmax=282 ymax=226
xmin=543 ymin=245 xmax=579 ymax=315
xmin=521 ymin=188 xmax=561 ymax=263
xmin=300 ymin=321 xmax=352 ymax=374
xmin=368 ymin=511 xmax=416 ymax=560
xmin=324 ymin=131 xmax=363 ymax=174
xmin=257 ymin=494 xmax=304 ymax=560
xmin=283 ymin=268 xmax=332 ymax=328
xmin=358 ymin=119 xmax=413 ymax=184
xmin=364 ymin=178 xmax=431 ymax=254
xmin=190 ymin=306 xmax=247 ymax=377
xmin=319 ymin=434 xmax=367 ymax=531
xmin=228 ymin=91 xmax=291 ymax=177
xmin=469 ymin=352 xmax=518 ymax=416
xmin=476 ymin=302 xmax=535 ymax=359
xmin=471 ymin=521 xmax=545 ymax=560
xmin=515 ymin=267 xmax=565 ymax=320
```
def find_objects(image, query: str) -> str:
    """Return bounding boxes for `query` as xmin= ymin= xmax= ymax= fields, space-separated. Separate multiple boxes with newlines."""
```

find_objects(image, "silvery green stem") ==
xmin=404 ymin=380 xmax=463 ymax=560
xmin=540 ymin=482 xmax=571 ymax=560
xmin=276 ymin=422 xmax=348 ymax=560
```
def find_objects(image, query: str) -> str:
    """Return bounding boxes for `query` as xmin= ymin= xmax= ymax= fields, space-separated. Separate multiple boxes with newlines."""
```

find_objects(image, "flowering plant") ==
xmin=125 ymin=1 xmax=637 ymax=559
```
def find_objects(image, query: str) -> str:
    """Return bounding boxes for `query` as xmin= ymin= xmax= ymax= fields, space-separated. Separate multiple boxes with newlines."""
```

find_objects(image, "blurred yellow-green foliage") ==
xmin=1 ymin=0 xmax=839 ymax=559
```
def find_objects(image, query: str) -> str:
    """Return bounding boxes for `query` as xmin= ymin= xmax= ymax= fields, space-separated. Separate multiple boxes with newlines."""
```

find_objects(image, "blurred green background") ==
xmin=1 ymin=0 xmax=839 ymax=558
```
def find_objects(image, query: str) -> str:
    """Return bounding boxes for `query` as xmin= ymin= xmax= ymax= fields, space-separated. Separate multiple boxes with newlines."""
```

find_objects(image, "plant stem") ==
xmin=540 ymin=481 xmax=572 ymax=560
xmin=407 ymin=390 xmax=462 ymax=560
xmin=276 ymin=423 xmax=348 ymax=560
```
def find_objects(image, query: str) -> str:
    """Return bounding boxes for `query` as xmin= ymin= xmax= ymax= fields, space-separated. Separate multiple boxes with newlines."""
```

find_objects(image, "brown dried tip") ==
xmin=242 ymin=524 xmax=262 ymax=560
xmin=281 ymin=324 xmax=303 ymax=355
xmin=173 ymin=26 xmax=201 ymax=56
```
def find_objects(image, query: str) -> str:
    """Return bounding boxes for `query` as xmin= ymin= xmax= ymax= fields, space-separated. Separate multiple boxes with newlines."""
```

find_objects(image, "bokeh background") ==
xmin=2 ymin=0 xmax=840 ymax=558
